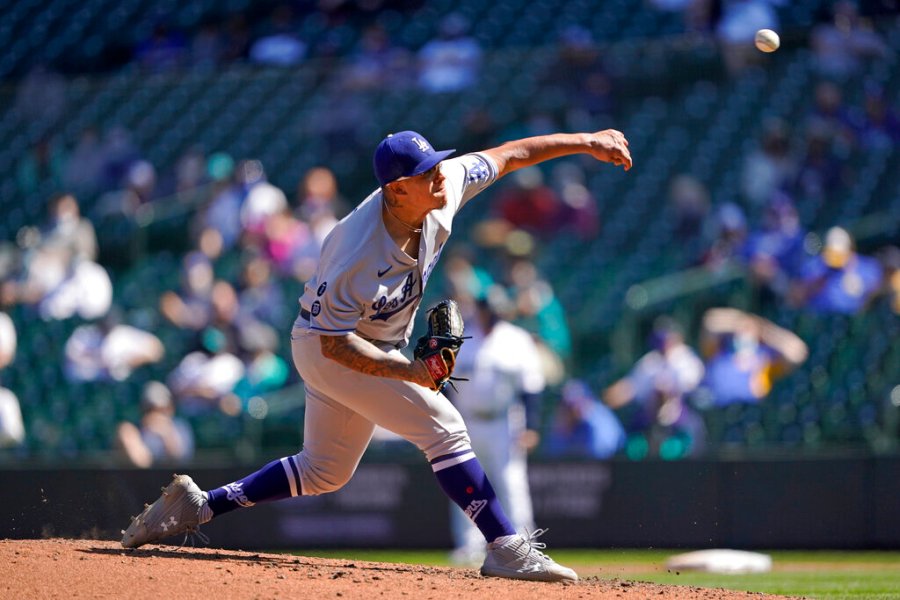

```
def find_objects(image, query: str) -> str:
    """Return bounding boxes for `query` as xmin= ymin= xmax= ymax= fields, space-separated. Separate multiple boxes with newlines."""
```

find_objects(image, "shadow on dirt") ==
xmin=77 ymin=546 xmax=462 ymax=576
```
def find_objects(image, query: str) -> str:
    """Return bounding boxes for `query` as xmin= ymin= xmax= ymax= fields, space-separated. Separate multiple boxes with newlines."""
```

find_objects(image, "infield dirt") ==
xmin=2 ymin=539 xmax=800 ymax=599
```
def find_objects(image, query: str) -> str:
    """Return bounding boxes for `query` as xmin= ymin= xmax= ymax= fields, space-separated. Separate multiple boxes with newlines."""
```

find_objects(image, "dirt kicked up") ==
xmin=1 ymin=539 xmax=799 ymax=600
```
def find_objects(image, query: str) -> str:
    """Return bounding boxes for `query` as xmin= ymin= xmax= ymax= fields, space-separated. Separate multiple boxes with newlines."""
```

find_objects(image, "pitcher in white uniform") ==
xmin=122 ymin=128 xmax=632 ymax=582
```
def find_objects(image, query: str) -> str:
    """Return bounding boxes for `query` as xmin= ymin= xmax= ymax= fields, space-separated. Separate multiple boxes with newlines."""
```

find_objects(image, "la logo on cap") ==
xmin=373 ymin=130 xmax=455 ymax=186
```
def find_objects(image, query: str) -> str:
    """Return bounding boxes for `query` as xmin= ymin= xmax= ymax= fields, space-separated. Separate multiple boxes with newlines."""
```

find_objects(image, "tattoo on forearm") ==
xmin=320 ymin=334 xmax=405 ymax=379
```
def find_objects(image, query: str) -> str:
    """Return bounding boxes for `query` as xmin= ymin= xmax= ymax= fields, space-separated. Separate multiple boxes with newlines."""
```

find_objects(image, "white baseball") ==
xmin=754 ymin=29 xmax=780 ymax=53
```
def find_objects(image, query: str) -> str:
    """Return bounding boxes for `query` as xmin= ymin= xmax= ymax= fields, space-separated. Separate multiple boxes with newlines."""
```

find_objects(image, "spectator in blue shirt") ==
xmin=744 ymin=193 xmax=806 ymax=301
xmin=790 ymin=227 xmax=883 ymax=315
xmin=603 ymin=317 xmax=707 ymax=458
xmin=545 ymin=379 xmax=625 ymax=459
xmin=697 ymin=308 xmax=808 ymax=407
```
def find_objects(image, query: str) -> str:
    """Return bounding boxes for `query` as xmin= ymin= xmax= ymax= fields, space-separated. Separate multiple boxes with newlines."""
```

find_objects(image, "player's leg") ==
xmin=298 ymin=350 xmax=575 ymax=580
xmin=501 ymin=442 xmax=536 ymax=536
xmin=121 ymin=388 xmax=375 ymax=549
xmin=205 ymin=387 xmax=375 ymax=514
xmin=293 ymin=337 xmax=515 ymax=543
xmin=450 ymin=420 xmax=495 ymax=565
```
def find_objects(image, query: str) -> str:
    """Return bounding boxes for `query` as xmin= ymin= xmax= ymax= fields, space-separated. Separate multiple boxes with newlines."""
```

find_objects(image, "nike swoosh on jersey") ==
xmin=369 ymin=293 xmax=420 ymax=321
xmin=377 ymin=266 xmax=393 ymax=277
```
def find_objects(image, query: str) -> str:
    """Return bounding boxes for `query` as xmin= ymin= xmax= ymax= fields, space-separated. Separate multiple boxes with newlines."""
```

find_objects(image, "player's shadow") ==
xmin=79 ymin=546 xmax=295 ymax=566
xmin=78 ymin=546 xmax=460 ymax=575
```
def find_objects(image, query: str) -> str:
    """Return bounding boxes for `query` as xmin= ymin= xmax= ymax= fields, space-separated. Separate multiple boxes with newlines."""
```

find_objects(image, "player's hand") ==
xmin=410 ymin=359 xmax=440 ymax=389
xmin=588 ymin=129 xmax=632 ymax=171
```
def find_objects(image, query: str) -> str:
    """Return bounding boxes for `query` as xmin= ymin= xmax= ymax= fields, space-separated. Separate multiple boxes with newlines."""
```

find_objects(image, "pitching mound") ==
xmin=3 ymin=539 xmax=795 ymax=599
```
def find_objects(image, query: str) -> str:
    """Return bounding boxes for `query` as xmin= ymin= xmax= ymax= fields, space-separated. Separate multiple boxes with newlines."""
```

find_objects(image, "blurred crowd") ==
xmin=1 ymin=1 xmax=898 ymax=467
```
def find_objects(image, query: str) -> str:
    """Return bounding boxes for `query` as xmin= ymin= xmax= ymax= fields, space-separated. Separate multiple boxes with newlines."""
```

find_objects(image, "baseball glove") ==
xmin=413 ymin=299 xmax=468 ymax=392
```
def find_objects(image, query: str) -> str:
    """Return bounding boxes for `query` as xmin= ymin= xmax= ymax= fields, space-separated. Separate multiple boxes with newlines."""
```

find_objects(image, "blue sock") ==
xmin=206 ymin=456 xmax=302 ymax=516
xmin=431 ymin=450 xmax=515 ymax=543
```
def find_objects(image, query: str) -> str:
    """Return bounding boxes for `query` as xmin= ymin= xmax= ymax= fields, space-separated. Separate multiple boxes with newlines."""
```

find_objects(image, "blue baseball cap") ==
xmin=373 ymin=131 xmax=455 ymax=186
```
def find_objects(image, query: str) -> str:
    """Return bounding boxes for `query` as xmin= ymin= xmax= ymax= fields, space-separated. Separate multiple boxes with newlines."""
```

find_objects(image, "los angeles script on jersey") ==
xmin=370 ymin=272 xmax=420 ymax=321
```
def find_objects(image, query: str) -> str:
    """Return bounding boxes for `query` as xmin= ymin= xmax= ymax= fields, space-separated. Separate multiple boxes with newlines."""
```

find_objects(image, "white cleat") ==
xmin=480 ymin=529 xmax=578 ymax=583
xmin=121 ymin=474 xmax=209 ymax=549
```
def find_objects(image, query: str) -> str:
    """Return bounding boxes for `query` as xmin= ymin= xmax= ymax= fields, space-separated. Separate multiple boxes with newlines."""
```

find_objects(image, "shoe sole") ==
xmin=480 ymin=565 xmax=578 ymax=583
xmin=121 ymin=474 xmax=200 ymax=549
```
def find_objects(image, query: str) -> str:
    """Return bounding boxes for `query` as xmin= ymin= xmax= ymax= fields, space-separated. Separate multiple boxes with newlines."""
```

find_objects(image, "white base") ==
xmin=665 ymin=549 xmax=772 ymax=574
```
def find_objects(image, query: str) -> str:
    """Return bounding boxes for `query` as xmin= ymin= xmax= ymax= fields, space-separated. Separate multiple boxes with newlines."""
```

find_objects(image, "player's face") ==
xmin=404 ymin=163 xmax=447 ymax=210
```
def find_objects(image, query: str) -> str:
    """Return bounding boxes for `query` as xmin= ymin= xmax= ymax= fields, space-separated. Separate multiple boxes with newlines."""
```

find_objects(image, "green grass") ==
xmin=287 ymin=549 xmax=900 ymax=600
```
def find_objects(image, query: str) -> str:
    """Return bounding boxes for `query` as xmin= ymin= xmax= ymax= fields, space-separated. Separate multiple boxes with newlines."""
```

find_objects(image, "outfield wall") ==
xmin=2 ymin=456 xmax=898 ymax=549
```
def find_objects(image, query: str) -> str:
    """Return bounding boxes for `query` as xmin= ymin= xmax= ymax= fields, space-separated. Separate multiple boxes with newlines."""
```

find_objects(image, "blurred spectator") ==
xmin=715 ymin=0 xmax=782 ymax=75
xmin=447 ymin=293 xmax=544 ymax=566
xmin=94 ymin=158 xmax=158 ymax=219
xmin=603 ymin=317 xmax=707 ymax=459
xmin=846 ymin=83 xmax=900 ymax=150
xmin=417 ymin=13 xmax=482 ymax=93
xmin=231 ymin=320 xmax=289 ymax=411
xmin=167 ymin=282 xmax=246 ymax=416
xmin=14 ymin=64 xmax=67 ymax=126
xmin=876 ymin=246 xmax=900 ymax=315
xmin=1 ymin=194 xmax=111 ymax=321
xmin=36 ymin=258 xmax=112 ymax=321
xmin=810 ymin=0 xmax=890 ymax=80
xmin=700 ymin=202 xmax=748 ymax=271
xmin=135 ymin=22 xmax=188 ymax=73
xmin=16 ymin=136 xmax=67 ymax=196
xmin=41 ymin=193 xmax=98 ymax=263
xmin=116 ymin=381 xmax=195 ymax=468
xmin=494 ymin=167 xmax=566 ymax=239
xmin=160 ymin=251 xmax=216 ymax=331
xmin=341 ymin=23 xmax=412 ymax=90
xmin=668 ymin=174 xmax=711 ymax=241
xmin=249 ymin=5 xmax=306 ymax=67
xmin=238 ymin=160 xmax=289 ymax=242
xmin=261 ymin=207 xmax=320 ymax=282
xmin=193 ymin=152 xmax=242 ymax=252
xmin=173 ymin=145 xmax=208 ymax=195
xmin=237 ymin=255 xmax=287 ymax=329
xmin=64 ymin=310 xmax=165 ymax=382
xmin=550 ymin=162 xmax=600 ymax=239
xmin=741 ymin=118 xmax=797 ymax=208
xmin=697 ymin=307 xmax=808 ymax=406
xmin=63 ymin=126 xmax=105 ymax=197
xmin=0 ymin=312 xmax=24 ymax=448
xmin=544 ymin=379 xmax=625 ymax=459
xmin=505 ymin=256 xmax=572 ymax=372
xmin=441 ymin=245 xmax=494 ymax=307
xmin=744 ymin=193 xmax=806 ymax=301
xmin=296 ymin=166 xmax=346 ymax=248
xmin=789 ymin=226 xmax=883 ymax=314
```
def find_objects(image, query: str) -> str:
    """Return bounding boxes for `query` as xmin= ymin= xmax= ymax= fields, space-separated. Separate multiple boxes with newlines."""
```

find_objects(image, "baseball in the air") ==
xmin=754 ymin=29 xmax=780 ymax=53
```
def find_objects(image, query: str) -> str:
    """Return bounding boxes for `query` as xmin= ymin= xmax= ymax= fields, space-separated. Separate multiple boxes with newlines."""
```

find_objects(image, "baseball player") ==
xmin=122 ymin=128 xmax=631 ymax=582
xmin=448 ymin=293 xmax=545 ymax=566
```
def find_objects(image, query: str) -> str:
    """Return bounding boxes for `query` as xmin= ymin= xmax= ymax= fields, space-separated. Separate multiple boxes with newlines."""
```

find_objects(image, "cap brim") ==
xmin=410 ymin=149 xmax=455 ymax=178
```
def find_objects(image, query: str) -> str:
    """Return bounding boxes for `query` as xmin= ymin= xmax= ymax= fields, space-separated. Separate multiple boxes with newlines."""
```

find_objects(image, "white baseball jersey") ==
xmin=297 ymin=152 xmax=498 ymax=347
xmin=453 ymin=320 xmax=546 ymax=421
xmin=449 ymin=319 xmax=544 ymax=555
